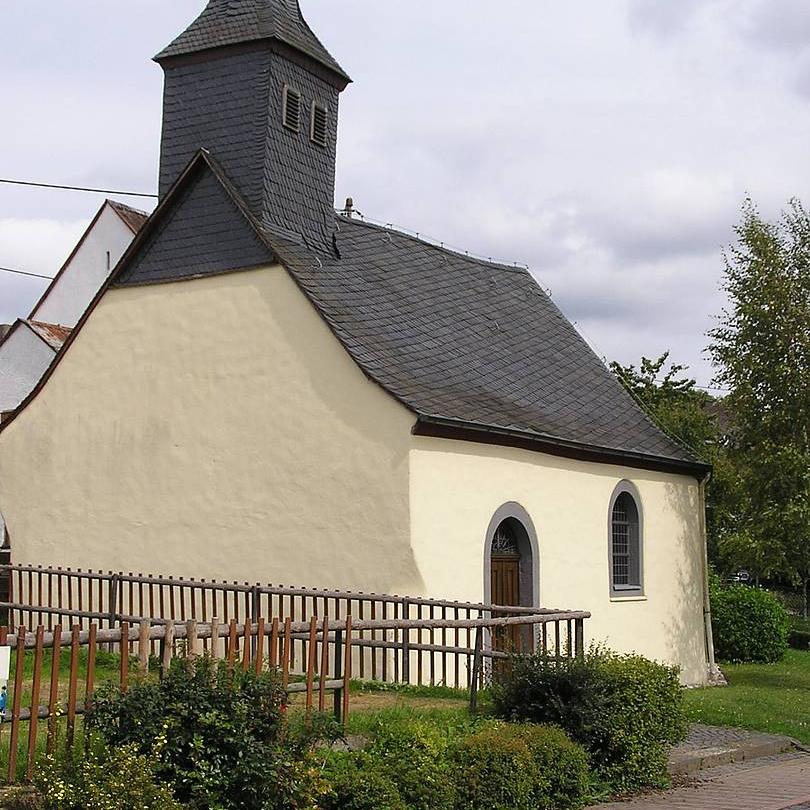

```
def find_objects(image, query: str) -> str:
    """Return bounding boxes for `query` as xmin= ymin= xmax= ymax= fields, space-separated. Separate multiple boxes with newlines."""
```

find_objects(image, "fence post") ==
xmin=574 ymin=618 xmax=585 ymax=659
xmin=342 ymin=616 xmax=353 ymax=727
xmin=333 ymin=627 xmax=343 ymax=723
xmin=187 ymin=619 xmax=199 ymax=667
xmin=469 ymin=626 xmax=484 ymax=714
xmin=107 ymin=573 xmax=120 ymax=653
xmin=250 ymin=585 xmax=261 ymax=658
xmin=108 ymin=573 xmax=120 ymax=625
xmin=401 ymin=598 xmax=411 ymax=684
xmin=139 ymin=620 xmax=150 ymax=677
xmin=161 ymin=622 xmax=174 ymax=680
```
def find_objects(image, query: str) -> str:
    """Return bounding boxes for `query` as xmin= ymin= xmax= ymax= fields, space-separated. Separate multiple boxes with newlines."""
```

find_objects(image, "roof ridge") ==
xmin=335 ymin=214 xmax=530 ymax=276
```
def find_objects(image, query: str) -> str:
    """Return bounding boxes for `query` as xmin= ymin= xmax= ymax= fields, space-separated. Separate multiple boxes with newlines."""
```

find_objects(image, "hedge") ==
xmin=710 ymin=579 xmax=790 ymax=663
xmin=491 ymin=647 xmax=686 ymax=792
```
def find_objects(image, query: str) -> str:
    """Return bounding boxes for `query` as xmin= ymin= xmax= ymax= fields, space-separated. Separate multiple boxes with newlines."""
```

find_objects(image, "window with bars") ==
xmin=611 ymin=491 xmax=641 ymax=593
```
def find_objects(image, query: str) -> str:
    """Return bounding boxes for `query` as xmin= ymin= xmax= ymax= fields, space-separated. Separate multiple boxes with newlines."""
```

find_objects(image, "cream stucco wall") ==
xmin=0 ymin=266 xmax=420 ymax=594
xmin=409 ymin=437 xmax=709 ymax=685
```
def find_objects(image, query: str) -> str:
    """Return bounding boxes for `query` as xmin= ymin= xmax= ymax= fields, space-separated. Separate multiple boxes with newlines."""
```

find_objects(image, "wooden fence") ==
xmin=0 ymin=607 xmax=589 ymax=785
xmin=0 ymin=565 xmax=589 ymax=690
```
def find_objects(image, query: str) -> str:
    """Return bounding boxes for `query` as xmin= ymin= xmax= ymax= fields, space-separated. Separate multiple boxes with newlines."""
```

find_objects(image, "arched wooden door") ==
xmin=490 ymin=521 xmax=523 ymax=652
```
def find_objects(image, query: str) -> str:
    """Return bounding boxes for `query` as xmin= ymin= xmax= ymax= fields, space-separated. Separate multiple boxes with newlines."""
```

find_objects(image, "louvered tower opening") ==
xmin=310 ymin=102 xmax=329 ymax=148
xmin=283 ymin=86 xmax=302 ymax=132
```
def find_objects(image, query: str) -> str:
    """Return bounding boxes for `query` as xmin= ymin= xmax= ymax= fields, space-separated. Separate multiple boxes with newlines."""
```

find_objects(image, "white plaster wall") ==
xmin=409 ymin=437 xmax=709 ymax=685
xmin=0 ymin=266 xmax=418 ymax=593
xmin=31 ymin=205 xmax=136 ymax=327
xmin=0 ymin=326 xmax=56 ymax=413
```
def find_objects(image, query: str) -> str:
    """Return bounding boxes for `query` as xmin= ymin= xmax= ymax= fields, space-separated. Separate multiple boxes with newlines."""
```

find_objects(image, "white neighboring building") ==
xmin=0 ymin=200 xmax=147 ymax=545
xmin=0 ymin=200 xmax=148 ymax=416
xmin=30 ymin=200 xmax=149 ymax=327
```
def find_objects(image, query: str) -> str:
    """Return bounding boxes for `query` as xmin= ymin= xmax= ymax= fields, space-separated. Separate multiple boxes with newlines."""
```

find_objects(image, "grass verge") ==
xmin=683 ymin=649 xmax=810 ymax=743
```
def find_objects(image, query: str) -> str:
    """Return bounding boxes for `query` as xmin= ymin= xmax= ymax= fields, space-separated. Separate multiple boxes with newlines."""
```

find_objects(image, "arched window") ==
xmin=609 ymin=485 xmax=643 ymax=595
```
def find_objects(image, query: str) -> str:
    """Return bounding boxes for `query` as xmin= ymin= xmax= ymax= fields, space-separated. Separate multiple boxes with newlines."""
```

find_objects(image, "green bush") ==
xmin=321 ymin=755 xmax=405 ymax=810
xmin=491 ymin=647 xmax=686 ymax=793
xmin=506 ymin=724 xmax=590 ymax=809
xmin=451 ymin=723 xmax=589 ymax=810
xmin=364 ymin=719 xmax=455 ymax=810
xmin=87 ymin=657 xmax=333 ymax=809
xmin=451 ymin=725 xmax=538 ymax=810
xmin=35 ymin=742 xmax=183 ymax=810
xmin=710 ymin=580 xmax=790 ymax=662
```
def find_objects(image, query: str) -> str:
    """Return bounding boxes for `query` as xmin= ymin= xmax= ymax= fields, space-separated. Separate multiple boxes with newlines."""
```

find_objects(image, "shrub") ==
xmin=710 ymin=580 xmax=790 ymax=662
xmin=491 ymin=647 xmax=686 ymax=793
xmin=321 ymin=755 xmax=405 ymax=810
xmin=87 ymin=656 xmax=332 ymax=809
xmin=451 ymin=723 xmax=589 ymax=810
xmin=451 ymin=725 xmax=538 ymax=810
xmin=503 ymin=724 xmax=590 ymax=809
xmin=364 ymin=719 xmax=455 ymax=810
xmin=35 ymin=742 xmax=183 ymax=810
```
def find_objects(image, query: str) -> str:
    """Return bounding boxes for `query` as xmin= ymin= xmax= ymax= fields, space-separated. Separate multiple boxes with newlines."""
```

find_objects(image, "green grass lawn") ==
xmin=684 ymin=649 xmax=810 ymax=743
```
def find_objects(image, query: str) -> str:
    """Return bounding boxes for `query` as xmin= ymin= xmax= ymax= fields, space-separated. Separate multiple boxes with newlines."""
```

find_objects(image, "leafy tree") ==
xmin=708 ymin=199 xmax=810 ymax=597
xmin=610 ymin=353 xmax=734 ymax=561
xmin=610 ymin=353 xmax=716 ymax=456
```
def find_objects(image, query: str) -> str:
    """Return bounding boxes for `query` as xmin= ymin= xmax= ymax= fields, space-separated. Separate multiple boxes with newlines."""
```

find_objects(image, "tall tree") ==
xmin=708 ymin=199 xmax=810 ymax=592
xmin=610 ymin=353 xmax=734 ymax=562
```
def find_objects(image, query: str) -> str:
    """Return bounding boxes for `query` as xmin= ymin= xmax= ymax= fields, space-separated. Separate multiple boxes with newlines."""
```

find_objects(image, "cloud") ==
xmin=627 ymin=0 xmax=708 ymax=37
xmin=741 ymin=0 xmax=810 ymax=52
xmin=0 ymin=217 xmax=88 ymax=323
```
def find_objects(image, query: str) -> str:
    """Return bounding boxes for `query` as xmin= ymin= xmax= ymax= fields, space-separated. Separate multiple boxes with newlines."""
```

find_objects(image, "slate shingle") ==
xmin=261 ymin=215 xmax=704 ymax=469
xmin=154 ymin=0 xmax=350 ymax=86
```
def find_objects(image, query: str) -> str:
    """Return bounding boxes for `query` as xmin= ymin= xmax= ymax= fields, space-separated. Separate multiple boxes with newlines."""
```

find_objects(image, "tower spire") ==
xmin=155 ymin=0 xmax=350 ymax=252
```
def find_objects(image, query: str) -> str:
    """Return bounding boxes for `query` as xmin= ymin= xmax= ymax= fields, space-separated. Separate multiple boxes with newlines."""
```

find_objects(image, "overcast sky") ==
xmin=2 ymin=0 xmax=809 ymax=388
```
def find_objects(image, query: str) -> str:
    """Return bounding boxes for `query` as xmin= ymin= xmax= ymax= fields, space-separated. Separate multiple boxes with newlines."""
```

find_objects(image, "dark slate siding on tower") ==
xmin=115 ymin=165 xmax=273 ymax=287
xmin=158 ymin=47 xmax=271 ymax=207
xmin=263 ymin=59 xmax=339 ymax=249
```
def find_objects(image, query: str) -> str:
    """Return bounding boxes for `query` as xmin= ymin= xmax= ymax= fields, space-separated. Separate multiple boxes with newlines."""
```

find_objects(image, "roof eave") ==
xmin=413 ymin=416 xmax=712 ymax=480
xmin=153 ymin=36 xmax=352 ymax=88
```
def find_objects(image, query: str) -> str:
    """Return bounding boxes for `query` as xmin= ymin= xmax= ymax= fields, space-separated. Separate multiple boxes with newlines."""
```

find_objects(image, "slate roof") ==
xmin=261 ymin=214 xmax=703 ymax=470
xmin=154 ymin=0 xmax=351 ymax=85
xmin=4 ymin=153 xmax=706 ymax=475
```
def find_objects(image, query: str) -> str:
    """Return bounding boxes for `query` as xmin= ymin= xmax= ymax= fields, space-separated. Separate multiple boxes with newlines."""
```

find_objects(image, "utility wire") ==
xmin=0 ymin=265 xmax=54 ymax=281
xmin=0 ymin=177 xmax=157 ymax=199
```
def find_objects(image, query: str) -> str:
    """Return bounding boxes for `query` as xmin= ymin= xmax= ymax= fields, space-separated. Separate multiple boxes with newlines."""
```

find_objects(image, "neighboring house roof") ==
xmin=154 ymin=0 xmax=351 ymax=86
xmin=25 ymin=321 xmax=72 ymax=351
xmin=0 ymin=325 xmax=10 ymax=341
xmin=107 ymin=200 xmax=150 ymax=235
xmin=92 ymin=152 xmax=707 ymax=477
xmin=27 ymin=198 xmax=149 ymax=324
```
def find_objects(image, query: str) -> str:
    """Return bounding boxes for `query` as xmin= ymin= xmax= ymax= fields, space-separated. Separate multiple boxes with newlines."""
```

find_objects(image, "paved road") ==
xmin=591 ymin=754 xmax=810 ymax=810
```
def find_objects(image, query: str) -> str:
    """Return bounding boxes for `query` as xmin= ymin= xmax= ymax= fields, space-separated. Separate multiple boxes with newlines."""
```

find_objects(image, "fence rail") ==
xmin=0 ymin=564 xmax=590 ymax=690
xmin=0 ymin=607 xmax=587 ymax=785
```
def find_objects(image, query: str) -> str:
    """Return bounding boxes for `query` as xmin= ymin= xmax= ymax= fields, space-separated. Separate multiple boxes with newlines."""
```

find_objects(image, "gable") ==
xmin=0 ymin=322 xmax=57 ymax=413
xmin=114 ymin=163 xmax=274 ymax=287
xmin=31 ymin=202 xmax=136 ymax=327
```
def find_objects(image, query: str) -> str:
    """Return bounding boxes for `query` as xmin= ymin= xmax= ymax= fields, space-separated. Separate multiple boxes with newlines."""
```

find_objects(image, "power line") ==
xmin=0 ymin=265 xmax=54 ymax=281
xmin=0 ymin=177 xmax=157 ymax=199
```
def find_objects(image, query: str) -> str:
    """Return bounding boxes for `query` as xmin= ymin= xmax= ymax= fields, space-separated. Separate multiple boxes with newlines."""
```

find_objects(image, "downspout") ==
xmin=699 ymin=473 xmax=723 ymax=684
